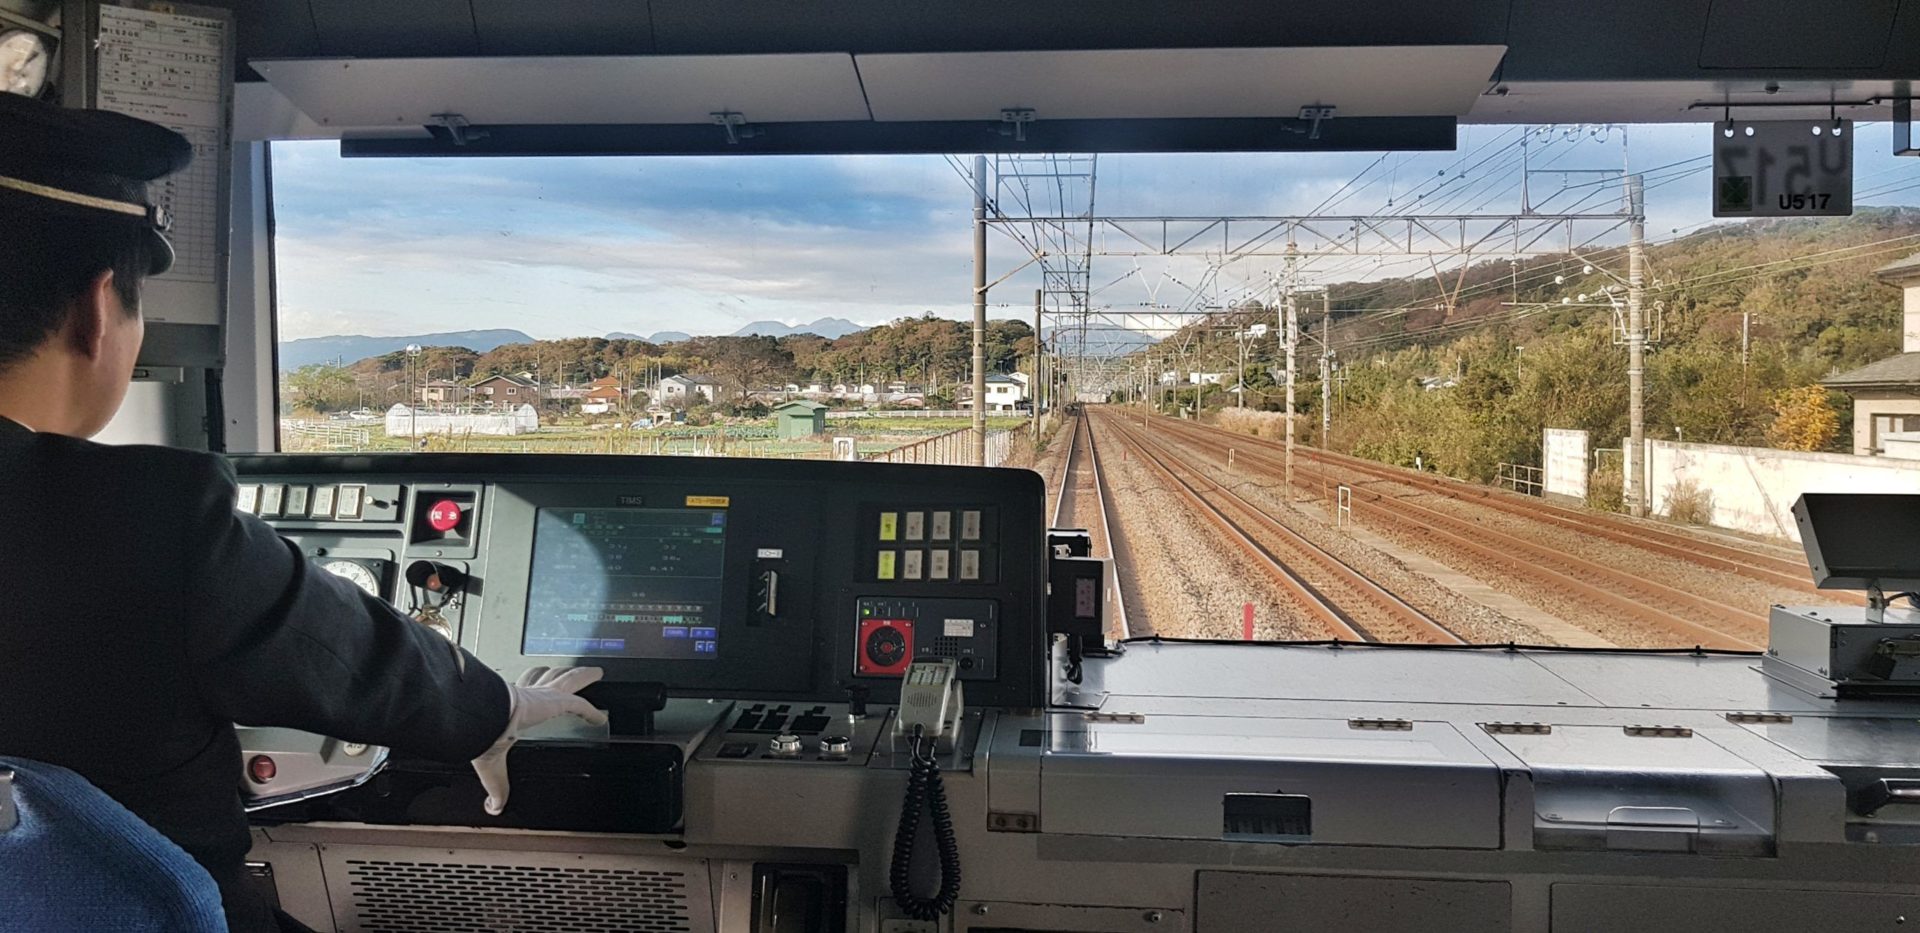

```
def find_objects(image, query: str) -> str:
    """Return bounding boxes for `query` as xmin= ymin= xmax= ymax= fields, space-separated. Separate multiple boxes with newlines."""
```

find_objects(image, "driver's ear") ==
xmin=65 ymin=269 xmax=117 ymax=361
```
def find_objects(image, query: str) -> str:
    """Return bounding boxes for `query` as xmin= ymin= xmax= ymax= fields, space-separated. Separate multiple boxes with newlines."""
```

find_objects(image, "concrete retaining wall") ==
xmin=1637 ymin=439 xmax=1920 ymax=541
xmin=1543 ymin=428 xmax=1589 ymax=501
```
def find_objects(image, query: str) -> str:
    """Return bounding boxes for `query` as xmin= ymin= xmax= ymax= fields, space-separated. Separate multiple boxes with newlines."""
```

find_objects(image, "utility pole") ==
xmin=1283 ymin=244 xmax=1299 ymax=497
xmin=1320 ymin=294 xmax=1332 ymax=444
xmin=971 ymin=154 xmax=988 ymax=465
xmin=1032 ymin=288 xmax=1042 ymax=432
xmin=1741 ymin=311 xmax=1751 ymax=370
xmin=1626 ymin=173 xmax=1648 ymax=519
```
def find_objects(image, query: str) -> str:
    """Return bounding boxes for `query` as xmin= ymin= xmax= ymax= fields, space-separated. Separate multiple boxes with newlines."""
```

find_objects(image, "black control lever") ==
xmin=845 ymin=685 xmax=871 ymax=720
xmin=578 ymin=681 xmax=667 ymax=737
xmin=405 ymin=560 xmax=468 ymax=596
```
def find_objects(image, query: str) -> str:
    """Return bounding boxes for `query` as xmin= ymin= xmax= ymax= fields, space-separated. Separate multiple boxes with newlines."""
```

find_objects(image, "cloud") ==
xmin=273 ymin=125 xmax=1920 ymax=341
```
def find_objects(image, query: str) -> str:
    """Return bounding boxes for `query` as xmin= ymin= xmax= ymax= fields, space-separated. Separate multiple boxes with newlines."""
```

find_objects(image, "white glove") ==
xmin=471 ymin=666 xmax=609 ymax=815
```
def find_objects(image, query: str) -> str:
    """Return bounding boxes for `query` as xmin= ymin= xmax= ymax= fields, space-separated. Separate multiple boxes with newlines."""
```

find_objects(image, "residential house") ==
xmin=1824 ymin=252 xmax=1920 ymax=454
xmin=469 ymin=373 xmax=539 ymax=409
xmin=1187 ymin=372 xmax=1227 ymax=386
xmin=418 ymin=379 xmax=466 ymax=407
xmin=960 ymin=374 xmax=1028 ymax=412
xmin=581 ymin=376 xmax=625 ymax=415
xmin=655 ymin=374 xmax=732 ymax=406
xmin=1417 ymin=376 xmax=1460 ymax=391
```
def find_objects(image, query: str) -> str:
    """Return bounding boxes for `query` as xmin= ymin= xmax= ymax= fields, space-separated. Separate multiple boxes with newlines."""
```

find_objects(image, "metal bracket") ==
xmin=0 ymin=768 xmax=15 ymax=834
xmin=711 ymin=111 xmax=759 ymax=145
xmin=428 ymin=113 xmax=487 ymax=146
xmin=999 ymin=108 xmax=1037 ymax=142
xmin=1298 ymin=105 xmax=1336 ymax=140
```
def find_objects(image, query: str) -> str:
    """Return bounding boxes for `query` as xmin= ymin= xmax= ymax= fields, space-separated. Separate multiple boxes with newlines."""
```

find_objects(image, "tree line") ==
xmin=282 ymin=315 xmax=1037 ymax=414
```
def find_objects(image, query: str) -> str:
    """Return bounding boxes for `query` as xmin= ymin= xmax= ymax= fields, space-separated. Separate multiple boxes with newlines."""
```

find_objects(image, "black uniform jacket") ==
xmin=0 ymin=418 xmax=510 ymax=931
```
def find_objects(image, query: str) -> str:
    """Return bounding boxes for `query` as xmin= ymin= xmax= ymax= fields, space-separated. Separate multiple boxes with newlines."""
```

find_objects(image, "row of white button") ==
xmin=235 ymin=483 xmax=366 ymax=520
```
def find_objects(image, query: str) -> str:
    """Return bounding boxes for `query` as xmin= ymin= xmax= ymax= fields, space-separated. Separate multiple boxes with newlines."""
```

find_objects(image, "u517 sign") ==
xmin=1713 ymin=119 xmax=1853 ymax=217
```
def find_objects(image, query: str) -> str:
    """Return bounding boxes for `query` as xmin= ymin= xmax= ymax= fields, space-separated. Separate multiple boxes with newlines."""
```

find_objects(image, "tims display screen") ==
xmin=522 ymin=507 xmax=728 ymax=659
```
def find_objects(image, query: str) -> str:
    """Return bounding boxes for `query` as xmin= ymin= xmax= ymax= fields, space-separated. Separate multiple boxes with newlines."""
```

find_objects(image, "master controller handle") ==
xmin=845 ymin=685 xmax=871 ymax=720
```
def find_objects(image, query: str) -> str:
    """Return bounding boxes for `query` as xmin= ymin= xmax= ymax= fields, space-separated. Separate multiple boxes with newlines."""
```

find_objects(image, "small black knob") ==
xmin=845 ymin=685 xmax=871 ymax=718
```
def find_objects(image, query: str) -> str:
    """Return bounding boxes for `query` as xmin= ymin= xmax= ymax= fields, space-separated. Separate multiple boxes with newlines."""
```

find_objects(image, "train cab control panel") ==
xmin=230 ymin=453 xmax=1045 ymax=829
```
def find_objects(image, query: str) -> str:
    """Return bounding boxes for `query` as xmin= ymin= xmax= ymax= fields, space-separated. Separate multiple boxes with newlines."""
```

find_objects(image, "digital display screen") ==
xmin=523 ymin=508 xmax=728 ymax=659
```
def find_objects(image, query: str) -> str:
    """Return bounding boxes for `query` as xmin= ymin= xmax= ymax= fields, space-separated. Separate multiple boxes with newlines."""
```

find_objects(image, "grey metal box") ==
xmin=1765 ymin=604 xmax=1920 ymax=696
xmin=1040 ymin=714 xmax=1502 ymax=849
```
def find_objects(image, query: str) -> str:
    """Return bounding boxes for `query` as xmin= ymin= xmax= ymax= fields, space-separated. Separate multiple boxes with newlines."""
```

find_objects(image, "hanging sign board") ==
xmin=1713 ymin=119 xmax=1852 ymax=217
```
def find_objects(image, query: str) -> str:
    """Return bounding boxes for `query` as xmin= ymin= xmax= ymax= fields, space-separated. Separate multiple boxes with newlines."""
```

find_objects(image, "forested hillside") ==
xmin=1150 ymin=209 xmax=1920 ymax=483
xmin=282 ymin=315 xmax=1037 ymax=413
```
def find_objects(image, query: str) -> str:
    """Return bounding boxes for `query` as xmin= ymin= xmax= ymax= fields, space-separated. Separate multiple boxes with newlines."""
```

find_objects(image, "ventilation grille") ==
xmin=343 ymin=859 xmax=695 ymax=933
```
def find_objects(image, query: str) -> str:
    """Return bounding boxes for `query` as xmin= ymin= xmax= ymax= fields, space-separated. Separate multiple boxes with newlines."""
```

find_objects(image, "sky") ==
xmin=271 ymin=122 xmax=1920 ymax=342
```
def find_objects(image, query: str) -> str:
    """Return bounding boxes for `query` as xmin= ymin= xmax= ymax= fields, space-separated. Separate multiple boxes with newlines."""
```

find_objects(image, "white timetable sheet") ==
xmin=93 ymin=2 xmax=232 ymax=308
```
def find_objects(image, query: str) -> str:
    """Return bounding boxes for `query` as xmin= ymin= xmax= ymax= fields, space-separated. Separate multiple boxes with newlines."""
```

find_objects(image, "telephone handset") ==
xmin=889 ymin=659 xmax=963 ymax=921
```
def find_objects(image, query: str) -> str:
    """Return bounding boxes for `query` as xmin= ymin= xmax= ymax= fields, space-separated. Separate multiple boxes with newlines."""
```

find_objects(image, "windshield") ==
xmin=270 ymin=124 xmax=1920 ymax=651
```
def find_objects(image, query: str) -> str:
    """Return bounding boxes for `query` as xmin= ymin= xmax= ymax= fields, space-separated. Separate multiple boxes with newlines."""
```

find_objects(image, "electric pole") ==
xmin=1283 ymin=243 xmax=1299 ymax=497
xmin=1032 ymin=288 xmax=1042 ymax=432
xmin=971 ymin=154 xmax=988 ymax=465
xmin=1626 ymin=173 xmax=1648 ymax=518
xmin=1741 ymin=311 xmax=1751 ymax=371
xmin=1320 ymin=295 xmax=1332 ymax=445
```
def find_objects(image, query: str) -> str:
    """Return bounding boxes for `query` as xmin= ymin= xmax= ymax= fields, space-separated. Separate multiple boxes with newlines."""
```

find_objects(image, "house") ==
xmin=772 ymin=400 xmax=829 ymax=439
xmin=655 ymin=374 xmax=731 ymax=406
xmin=469 ymin=373 xmax=539 ymax=409
xmin=581 ymin=376 xmax=625 ymax=415
xmin=419 ymin=379 xmax=465 ymax=406
xmin=959 ymin=374 xmax=1028 ymax=412
xmin=1188 ymin=372 xmax=1227 ymax=386
xmin=1823 ymin=252 xmax=1920 ymax=454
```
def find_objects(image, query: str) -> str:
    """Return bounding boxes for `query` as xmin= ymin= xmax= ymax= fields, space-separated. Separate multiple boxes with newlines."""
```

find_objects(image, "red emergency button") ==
xmin=426 ymin=499 xmax=464 ymax=532
xmin=247 ymin=755 xmax=277 ymax=784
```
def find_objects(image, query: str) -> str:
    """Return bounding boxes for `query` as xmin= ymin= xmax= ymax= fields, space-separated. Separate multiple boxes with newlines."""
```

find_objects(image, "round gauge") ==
xmin=0 ymin=30 xmax=51 ymax=99
xmin=318 ymin=559 xmax=381 ymax=597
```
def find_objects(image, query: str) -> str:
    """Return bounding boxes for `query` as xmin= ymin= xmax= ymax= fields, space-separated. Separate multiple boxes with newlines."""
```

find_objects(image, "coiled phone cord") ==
xmin=889 ymin=726 xmax=961 ymax=921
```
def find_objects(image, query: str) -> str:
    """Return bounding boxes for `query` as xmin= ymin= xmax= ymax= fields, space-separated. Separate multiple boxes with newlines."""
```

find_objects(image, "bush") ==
xmin=1663 ymin=478 xmax=1716 ymax=525
xmin=1587 ymin=462 xmax=1624 ymax=512
xmin=1214 ymin=408 xmax=1289 ymax=440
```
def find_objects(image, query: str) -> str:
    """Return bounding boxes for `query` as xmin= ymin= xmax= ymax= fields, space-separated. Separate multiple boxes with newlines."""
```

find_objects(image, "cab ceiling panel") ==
xmin=306 ymin=0 xmax=479 ymax=58
xmin=1698 ymin=0 xmax=1898 ymax=69
xmin=645 ymin=0 xmax=1511 ymax=54
xmin=249 ymin=55 xmax=873 ymax=127
xmin=857 ymin=46 xmax=1506 ymax=122
xmin=468 ymin=1 xmax=655 ymax=56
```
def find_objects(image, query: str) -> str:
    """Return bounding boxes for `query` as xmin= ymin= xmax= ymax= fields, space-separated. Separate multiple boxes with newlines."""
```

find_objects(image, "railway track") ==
xmin=1095 ymin=410 xmax=1462 ymax=645
xmin=1139 ymin=414 xmax=1762 ymax=651
xmin=1052 ymin=414 xmax=1131 ymax=639
xmin=1152 ymin=413 xmax=1816 ymax=594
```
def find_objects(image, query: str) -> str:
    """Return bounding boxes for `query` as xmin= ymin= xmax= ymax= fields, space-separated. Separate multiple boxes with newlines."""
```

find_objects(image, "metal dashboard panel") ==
xmin=1739 ymin=715 xmax=1920 ymax=767
xmin=1039 ymin=714 xmax=1501 ymax=848
xmin=1076 ymin=643 xmax=1601 ymax=707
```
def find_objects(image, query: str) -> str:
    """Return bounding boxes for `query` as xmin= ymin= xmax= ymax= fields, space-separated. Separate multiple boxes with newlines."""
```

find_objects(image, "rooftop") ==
xmin=1823 ymin=352 xmax=1920 ymax=388
xmin=1877 ymin=251 xmax=1920 ymax=282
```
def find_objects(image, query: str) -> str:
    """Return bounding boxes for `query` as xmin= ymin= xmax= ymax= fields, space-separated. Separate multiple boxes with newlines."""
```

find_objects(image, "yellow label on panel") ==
xmin=876 ymin=550 xmax=897 ymax=580
xmin=878 ymin=511 xmax=898 ymax=541
xmin=685 ymin=496 xmax=731 ymax=508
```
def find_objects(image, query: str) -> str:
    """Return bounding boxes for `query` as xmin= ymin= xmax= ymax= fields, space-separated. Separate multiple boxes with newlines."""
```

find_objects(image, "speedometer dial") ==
xmin=319 ymin=559 xmax=381 ymax=596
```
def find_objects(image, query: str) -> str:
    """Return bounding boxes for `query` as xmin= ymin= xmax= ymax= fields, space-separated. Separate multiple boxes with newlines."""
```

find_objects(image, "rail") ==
xmin=1052 ymin=413 xmax=1130 ymax=639
xmin=1148 ymin=414 xmax=1761 ymax=650
xmin=1102 ymin=411 xmax=1461 ymax=645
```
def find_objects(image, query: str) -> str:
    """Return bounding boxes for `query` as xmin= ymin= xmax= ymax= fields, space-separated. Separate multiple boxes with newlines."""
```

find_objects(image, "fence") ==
xmin=864 ymin=425 xmax=1029 ymax=467
xmin=1494 ymin=462 xmax=1545 ymax=496
xmin=386 ymin=403 xmax=539 ymax=437
xmin=279 ymin=419 xmax=370 ymax=450
xmin=827 ymin=409 xmax=977 ymax=419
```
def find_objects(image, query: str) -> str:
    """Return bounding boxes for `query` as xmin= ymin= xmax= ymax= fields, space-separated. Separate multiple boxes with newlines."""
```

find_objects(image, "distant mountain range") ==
xmin=1043 ymin=322 xmax=1160 ymax=354
xmin=279 ymin=329 xmax=535 ymax=369
xmin=282 ymin=319 xmax=880 ymax=369
xmin=732 ymin=317 xmax=865 ymax=339
xmin=607 ymin=330 xmax=693 ymax=343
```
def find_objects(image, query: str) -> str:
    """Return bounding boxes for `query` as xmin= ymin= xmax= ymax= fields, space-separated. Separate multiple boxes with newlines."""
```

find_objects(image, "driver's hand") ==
xmin=471 ymin=666 xmax=609 ymax=815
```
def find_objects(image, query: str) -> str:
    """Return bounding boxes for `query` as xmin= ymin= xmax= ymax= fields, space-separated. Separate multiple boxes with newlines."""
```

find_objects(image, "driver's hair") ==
xmin=0 ymin=195 xmax=152 ymax=369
